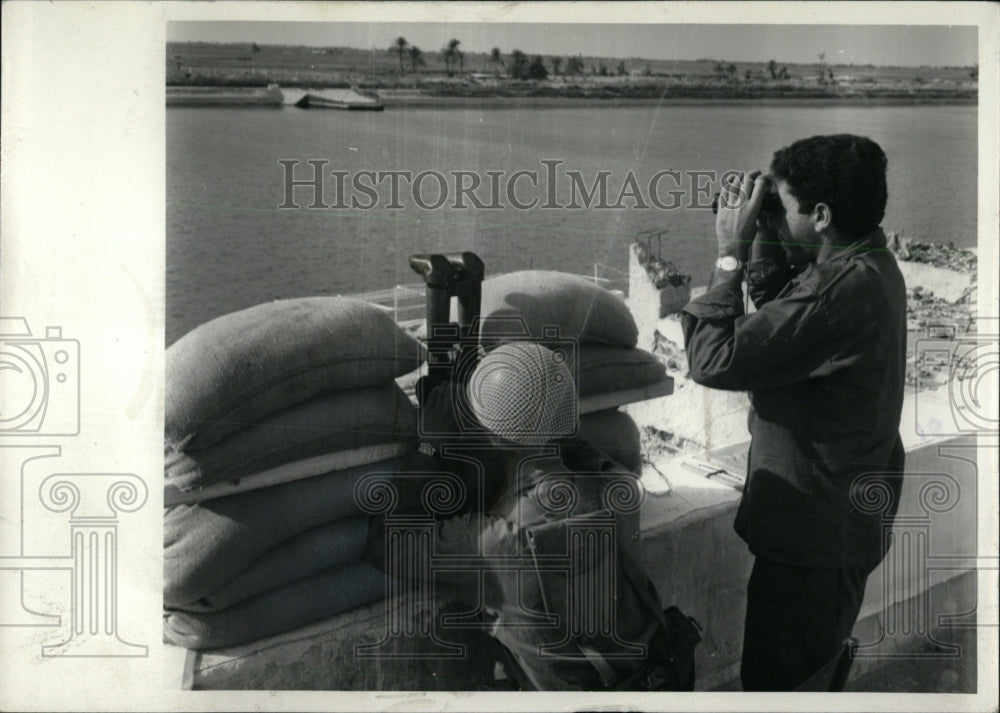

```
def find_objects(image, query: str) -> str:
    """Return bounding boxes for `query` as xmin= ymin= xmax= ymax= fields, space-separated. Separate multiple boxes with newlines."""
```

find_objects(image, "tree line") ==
xmin=389 ymin=37 xmax=828 ymax=84
xmin=389 ymin=38 xmax=592 ymax=79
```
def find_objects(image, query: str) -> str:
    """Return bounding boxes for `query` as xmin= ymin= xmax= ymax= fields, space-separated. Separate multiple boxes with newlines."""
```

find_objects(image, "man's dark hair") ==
xmin=770 ymin=134 xmax=888 ymax=239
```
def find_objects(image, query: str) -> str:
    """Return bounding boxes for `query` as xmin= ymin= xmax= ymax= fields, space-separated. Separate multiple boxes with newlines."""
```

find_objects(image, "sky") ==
xmin=167 ymin=21 xmax=978 ymax=67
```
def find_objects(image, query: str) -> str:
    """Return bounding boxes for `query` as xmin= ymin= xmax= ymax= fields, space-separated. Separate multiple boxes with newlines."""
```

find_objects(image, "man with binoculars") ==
xmin=682 ymin=134 xmax=908 ymax=690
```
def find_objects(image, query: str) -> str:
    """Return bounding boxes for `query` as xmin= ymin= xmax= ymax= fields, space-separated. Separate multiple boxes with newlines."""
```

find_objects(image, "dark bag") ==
xmin=609 ymin=550 xmax=702 ymax=691
xmin=511 ymin=457 xmax=702 ymax=692
xmin=632 ymin=604 xmax=702 ymax=691
xmin=516 ymin=509 xmax=702 ymax=691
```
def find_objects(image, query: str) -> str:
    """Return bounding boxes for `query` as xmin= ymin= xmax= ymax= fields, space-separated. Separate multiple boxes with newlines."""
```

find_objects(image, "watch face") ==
xmin=718 ymin=256 xmax=740 ymax=271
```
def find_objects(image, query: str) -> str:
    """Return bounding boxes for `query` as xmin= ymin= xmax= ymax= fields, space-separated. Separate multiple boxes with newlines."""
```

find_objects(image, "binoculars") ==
xmin=408 ymin=251 xmax=485 ymax=405
xmin=711 ymin=174 xmax=783 ymax=217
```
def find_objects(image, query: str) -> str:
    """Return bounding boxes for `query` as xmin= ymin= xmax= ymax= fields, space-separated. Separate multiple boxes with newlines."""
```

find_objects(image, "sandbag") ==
xmin=165 ymin=383 xmax=417 ymax=492
xmin=173 ymin=517 xmax=370 ymax=613
xmin=163 ymin=562 xmax=388 ymax=650
xmin=479 ymin=271 xmax=637 ymax=349
xmin=164 ymin=456 xmax=404 ymax=607
xmin=166 ymin=297 xmax=425 ymax=450
xmin=575 ymin=345 xmax=666 ymax=397
xmin=579 ymin=409 xmax=643 ymax=475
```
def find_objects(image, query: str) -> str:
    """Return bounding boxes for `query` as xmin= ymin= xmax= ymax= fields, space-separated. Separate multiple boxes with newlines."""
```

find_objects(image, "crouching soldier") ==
xmin=364 ymin=342 xmax=700 ymax=691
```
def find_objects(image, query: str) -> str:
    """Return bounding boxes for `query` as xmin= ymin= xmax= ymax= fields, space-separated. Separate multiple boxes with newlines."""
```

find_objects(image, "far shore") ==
xmin=168 ymin=40 xmax=977 ymax=110
xmin=376 ymin=94 xmax=977 ymax=109
xmin=166 ymin=83 xmax=976 ymax=109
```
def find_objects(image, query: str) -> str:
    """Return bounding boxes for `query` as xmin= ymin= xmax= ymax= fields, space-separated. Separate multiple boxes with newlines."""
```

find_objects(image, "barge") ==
xmin=292 ymin=88 xmax=384 ymax=111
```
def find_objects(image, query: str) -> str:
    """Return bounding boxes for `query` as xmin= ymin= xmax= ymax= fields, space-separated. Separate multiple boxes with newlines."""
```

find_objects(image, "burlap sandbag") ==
xmin=164 ymin=456 xmax=404 ymax=607
xmin=172 ymin=517 xmax=370 ymax=613
xmin=163 ymin=562 xmax=387 ymax=650
xmin=165 ymin=383 xmax=417 ymax=492
xmin=479 ymin=271 xmax=637 ymax=348
xmin=166 ymin=297 xmax=425 ymax=450
xmin=575 ymin=345 xmax=666 ymax=397
xmin=579 ymin=409 xmax=643 ymax=475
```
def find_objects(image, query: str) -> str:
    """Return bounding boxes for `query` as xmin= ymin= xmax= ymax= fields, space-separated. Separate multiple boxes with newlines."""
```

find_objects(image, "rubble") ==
xmin=905 ymin=286 xmax=975 ymax=333
xmin=887 ymin=231 xmax=978 ymax=273
xmin=898 ymin=260 xmax=977 ymax=389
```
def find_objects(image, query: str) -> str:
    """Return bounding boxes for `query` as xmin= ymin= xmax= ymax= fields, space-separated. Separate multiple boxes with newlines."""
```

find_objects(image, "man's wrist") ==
xmin=714 ymin=255 xmax=745 ymax=272
xmin=718 ymin=245 xmax=748 ymax=263
xmin=712 ymin=266 xmax=744 ymax=281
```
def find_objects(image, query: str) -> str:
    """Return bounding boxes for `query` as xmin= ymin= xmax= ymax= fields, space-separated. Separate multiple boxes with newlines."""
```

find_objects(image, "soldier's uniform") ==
xmin=366 ymin=441 xmax=697 ymax=691
xmin=367 ymin=342 xmax=699 ymax=690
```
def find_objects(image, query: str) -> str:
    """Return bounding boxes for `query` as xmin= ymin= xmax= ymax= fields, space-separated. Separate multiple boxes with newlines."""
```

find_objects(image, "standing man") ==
xmin=681 ymin=134 xmax=907 ymax=691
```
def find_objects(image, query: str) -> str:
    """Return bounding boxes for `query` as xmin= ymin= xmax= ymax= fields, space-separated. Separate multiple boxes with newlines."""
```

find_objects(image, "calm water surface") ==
xmin=167 ymin=104 xmax=976 ymax=344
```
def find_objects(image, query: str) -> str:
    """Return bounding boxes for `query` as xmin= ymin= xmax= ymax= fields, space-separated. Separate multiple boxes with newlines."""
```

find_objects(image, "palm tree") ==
xmin=489 ymin=47 xmax=505 ymax=77
xmin=442 ymin=38 xmax=463 ymax=77
xmin=509 ymin=49 xmax=529 ymax=80
xmin=407 ymin=45 xmax=425 ymax=73
xmin=817 ymin=51 xmax=828 ymax=84
xmin=551 ymin=57 xmax=562 ymax=76
xmin=565 ymin=56 xmax=584 ymax=76
xmin=528 ymin=55 xmax=548 ymax=80
xmin=391 ymin=37 xmax=408 ymax=73
xmin=767 ymin=59 xmax=778 ymax=80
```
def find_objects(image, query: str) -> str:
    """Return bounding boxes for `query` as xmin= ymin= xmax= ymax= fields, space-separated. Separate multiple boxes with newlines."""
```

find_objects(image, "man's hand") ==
xmin=716 ymin=170 xmax=768 ymax=261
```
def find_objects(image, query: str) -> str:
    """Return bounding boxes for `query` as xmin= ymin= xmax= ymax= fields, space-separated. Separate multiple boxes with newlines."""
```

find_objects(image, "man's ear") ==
xmin=812 ymin=202 xmax=833 ymax=232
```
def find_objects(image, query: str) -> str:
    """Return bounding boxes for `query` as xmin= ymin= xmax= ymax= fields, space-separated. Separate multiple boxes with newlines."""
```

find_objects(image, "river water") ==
xmin=167 ymin=103 xmax=976 ymax=344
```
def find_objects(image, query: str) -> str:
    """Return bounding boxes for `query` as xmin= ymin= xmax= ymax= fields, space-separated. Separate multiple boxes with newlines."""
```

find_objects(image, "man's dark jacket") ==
xmin=681 ymin=229 xmax=907 ymax=569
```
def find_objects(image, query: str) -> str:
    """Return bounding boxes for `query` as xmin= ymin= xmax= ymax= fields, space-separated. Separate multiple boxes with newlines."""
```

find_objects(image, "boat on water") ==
xmin=292 ymin=88 xmax=384 ymax=111
xmin=166 ymin=84 xmax=384 ymax=111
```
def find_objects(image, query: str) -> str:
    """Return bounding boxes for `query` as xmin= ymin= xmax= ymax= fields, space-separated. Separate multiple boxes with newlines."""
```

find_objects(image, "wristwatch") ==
xmin=715 ymin=255 xmax=744 ymax=272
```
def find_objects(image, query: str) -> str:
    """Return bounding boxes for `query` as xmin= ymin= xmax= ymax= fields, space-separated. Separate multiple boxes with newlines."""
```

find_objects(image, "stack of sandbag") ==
xmin=579 ymin=408 xmax=643 ymax=475
xmin=479 ymin=271 xmax=658 ymax=473
xmin=163 ymin=297 xmax=424 ymax=650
